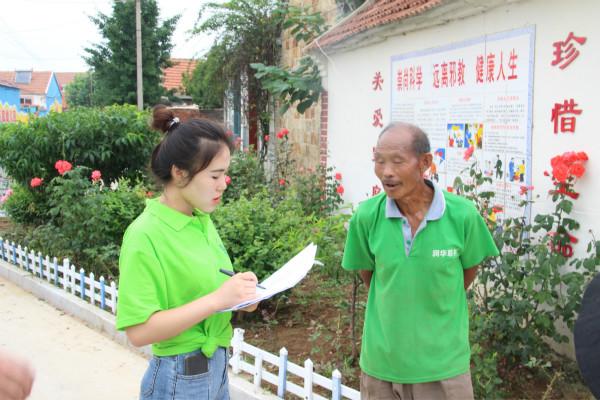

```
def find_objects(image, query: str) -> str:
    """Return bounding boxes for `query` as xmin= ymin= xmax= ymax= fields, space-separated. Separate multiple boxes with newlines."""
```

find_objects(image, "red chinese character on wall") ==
xmin=449 ymin=61 xmax=457 ymax=86
xmin=409 ymin=66 xmax=415 ymax=90
xmin=551 ymin=99 xmax=582 ymax=134
xmin=441 ymin=62 xmax=448 ymax=87
xmin=403 ymin=68 xmax=409 ymax=89
xmin=551 ymin=32 xmax=587 ymax=70
xmin=372 ymin=71 xmax=384 ymax=91
xmin=372 ymin=108 xmax=384 ymax=128
xmin=433 ymin=63 xmax=440 ymax=88
xmin=486 ymin=53 xmax=495 ymax=82
xmin=508 ymin=49 xmax=518 ymax=80
xmin=396 ymin=69 xmax=403 ymax=91
xmin=475 ymin=55 xmax=484 ymax=83
xmin=496 ymin=51 xmax=506 ymax=80
xmin=457 ymin=60 xmax=466 ymax=86
xmin=415 ymin=66 xmax=423 ymax=90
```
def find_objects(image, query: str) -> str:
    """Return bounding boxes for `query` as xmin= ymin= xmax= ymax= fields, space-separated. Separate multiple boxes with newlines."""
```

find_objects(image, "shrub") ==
xmin=288 ymin=165 xmax=344 ymax=218
xmin=0 ymin=105 xmax=160 ymax=186
xmin=2 ymin=183 xmax=46 ymax=225
xmin=455 ymin=150 xmax=600 ymax=397
xmin=223 ymin=149 xmax=267 ymax=204
xmin=4 ymin=166 xmax=147 ymax=278
xmin=213 ymin=189 xmax=316 ymax=280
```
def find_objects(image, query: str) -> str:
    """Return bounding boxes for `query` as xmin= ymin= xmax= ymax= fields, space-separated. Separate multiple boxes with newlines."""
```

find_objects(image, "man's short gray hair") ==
xmin=379 ymin=122 xmax=431 ymax=156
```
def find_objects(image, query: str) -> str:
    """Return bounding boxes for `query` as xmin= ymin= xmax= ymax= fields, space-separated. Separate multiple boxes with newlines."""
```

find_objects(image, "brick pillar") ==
xmin=319 ymin=90 xmax=328 ymax=168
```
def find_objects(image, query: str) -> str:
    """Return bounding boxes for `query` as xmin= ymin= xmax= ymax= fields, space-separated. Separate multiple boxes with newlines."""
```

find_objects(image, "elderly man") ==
xmin=342 ymin=122 xmax=498 ymax=400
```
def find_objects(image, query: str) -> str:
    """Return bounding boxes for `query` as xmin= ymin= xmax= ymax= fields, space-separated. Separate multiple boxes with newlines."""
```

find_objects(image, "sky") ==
xmin=0 ymin=0 xmax=215 ymax=72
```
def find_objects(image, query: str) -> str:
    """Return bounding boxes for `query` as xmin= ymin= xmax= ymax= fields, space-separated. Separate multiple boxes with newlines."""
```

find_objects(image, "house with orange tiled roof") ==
xmin=0 ymin=70 xmax=62 ymax=116
xmin=55 ymin=72 xmax=83 ymax=110
xmin=162 ymin=58 xmax=197 ymax=99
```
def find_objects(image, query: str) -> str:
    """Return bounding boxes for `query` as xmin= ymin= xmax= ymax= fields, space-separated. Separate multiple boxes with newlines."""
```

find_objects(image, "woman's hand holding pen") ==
xmin=213 ymin=271 xmax=258 ymax=310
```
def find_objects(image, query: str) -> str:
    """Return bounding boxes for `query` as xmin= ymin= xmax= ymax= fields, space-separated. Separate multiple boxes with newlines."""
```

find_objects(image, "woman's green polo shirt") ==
xmin=342 ymin=189 xmax=498 ymax=383
xmin=116 ymin=198 xmax=233 ymax=357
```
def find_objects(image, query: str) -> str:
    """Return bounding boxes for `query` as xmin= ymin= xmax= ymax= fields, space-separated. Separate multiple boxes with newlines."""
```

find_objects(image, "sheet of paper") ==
xmin=220 ymin=243 xmax=318 ymax=312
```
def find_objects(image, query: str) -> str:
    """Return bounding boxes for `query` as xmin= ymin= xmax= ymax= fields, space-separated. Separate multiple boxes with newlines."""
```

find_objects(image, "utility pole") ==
xmin=135 ymin=0 xmax=143 ymax=110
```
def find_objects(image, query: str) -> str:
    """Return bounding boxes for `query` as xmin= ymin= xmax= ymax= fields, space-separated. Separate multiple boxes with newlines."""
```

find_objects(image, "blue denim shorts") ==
xmin=140 ymin=347 xmax=230 ymax=399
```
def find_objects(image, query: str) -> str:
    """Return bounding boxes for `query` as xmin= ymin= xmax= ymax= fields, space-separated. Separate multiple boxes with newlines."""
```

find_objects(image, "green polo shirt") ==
xmin=116 ymin=198 xmax=233 ymax=357
xmin=342 ymin=184 xmax=498 ymax=383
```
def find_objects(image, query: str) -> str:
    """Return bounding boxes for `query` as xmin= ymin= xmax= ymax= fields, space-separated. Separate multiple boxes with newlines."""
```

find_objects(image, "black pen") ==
xmin=219 ymin=268 xmax=266 ymax=289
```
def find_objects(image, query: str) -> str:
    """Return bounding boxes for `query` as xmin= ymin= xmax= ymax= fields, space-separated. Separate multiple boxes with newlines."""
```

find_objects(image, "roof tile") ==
xmin=315 ymin=0 xmax=444 ymax=48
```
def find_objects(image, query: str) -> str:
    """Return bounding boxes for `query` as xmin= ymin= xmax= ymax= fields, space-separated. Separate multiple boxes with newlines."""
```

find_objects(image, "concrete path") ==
xmin=0 ymin=275 xmax=148 ymax=399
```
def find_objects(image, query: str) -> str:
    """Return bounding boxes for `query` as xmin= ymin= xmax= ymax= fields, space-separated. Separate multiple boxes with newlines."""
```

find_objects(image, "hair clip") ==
xmin=167 ymin=117 xmax=180 ymax=131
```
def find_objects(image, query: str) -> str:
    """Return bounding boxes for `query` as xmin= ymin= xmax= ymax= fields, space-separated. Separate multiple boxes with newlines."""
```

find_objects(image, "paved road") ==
xmin=0 ymin=276 xmax=148 ymax=399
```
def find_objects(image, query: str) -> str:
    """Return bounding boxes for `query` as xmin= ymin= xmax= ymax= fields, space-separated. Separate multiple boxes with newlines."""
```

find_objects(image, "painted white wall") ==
xmin=325 ymin=0 xmax=600 ymax=255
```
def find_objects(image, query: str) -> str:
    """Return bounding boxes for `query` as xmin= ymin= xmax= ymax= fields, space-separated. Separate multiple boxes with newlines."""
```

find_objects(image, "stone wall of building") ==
xmin=278 ymin=0 xmax=338 ymax=169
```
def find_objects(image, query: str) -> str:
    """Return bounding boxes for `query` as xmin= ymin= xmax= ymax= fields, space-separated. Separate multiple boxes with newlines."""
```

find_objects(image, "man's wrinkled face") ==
xmin=373 ymin=128 xmax=430 ymax=201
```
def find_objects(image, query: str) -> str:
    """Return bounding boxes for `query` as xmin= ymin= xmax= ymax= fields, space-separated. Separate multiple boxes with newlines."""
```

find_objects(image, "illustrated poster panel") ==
xmin=391 ymin=27 xmax=534 ymax=222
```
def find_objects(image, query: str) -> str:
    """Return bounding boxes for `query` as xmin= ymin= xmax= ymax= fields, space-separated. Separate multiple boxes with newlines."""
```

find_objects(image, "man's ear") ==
xmin=420 ymin=153 xmax=433 ymax=174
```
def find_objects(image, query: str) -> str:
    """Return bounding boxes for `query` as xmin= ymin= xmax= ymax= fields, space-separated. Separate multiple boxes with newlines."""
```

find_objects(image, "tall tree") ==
xmin=84 ymin=0 xmax=178 ymax=107
xmin=182 ymin=44 xmax=227 ymax=109
xmin=64 ymin=72 xmax=95 ymax=107
xmin=193 ymin=0 xmax=285 ymax=148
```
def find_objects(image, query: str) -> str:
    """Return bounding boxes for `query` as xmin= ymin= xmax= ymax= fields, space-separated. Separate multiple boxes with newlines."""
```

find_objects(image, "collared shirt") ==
xmin=385 ymin=179 xmax=446 ymax=256
xmin=116 ymin=198 xmax=233 ymax=357
xmin=342 ymin=186 xmax=498 ymax=383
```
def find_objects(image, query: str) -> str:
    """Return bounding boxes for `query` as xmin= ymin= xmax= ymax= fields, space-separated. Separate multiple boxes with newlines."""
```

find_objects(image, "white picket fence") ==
xmin=230 ymin=328 xmax=360 ymax=400
xmin=0 ymin=237 xmax=118 ymax=312
xmin=0 ymin=236 xmax=361 ymax=400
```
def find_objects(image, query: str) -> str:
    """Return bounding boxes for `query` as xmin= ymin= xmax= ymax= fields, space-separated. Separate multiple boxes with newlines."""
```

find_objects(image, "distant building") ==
xmin=55 ymin=72 xmax=84 ymax=110
xmin=0 ymin=70 xmax=63 ymax=116
xmin=0 ymin=80 xmax=20 ymax=123
xmin=162 ymin=58 xmax=197 ymax=104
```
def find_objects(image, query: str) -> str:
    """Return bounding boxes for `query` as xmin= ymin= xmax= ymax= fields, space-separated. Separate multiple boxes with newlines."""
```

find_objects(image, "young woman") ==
xmin=116 ymin=105 xmax=259 ymax=399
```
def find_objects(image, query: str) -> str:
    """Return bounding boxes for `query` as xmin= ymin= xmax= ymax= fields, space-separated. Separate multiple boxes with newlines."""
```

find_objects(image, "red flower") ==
xmin=463 ymin=146 xmax=474 ymax=161
xmin=30 ymin=177 xmax=43 ymax=188
xmin=372 ymin=185 xmax=381 ymax=196
xmin=279 ymin=179 xmax=286 ymax=186
xmin=276 ymin=128 xmax=289 ymax=139
xmin=335 ymin=172 xmax=342 ymax=181
xmin=91 ymin=170 xmax=102 ymax=181
xmin=146 ymin=191 xmax=154 ymax=198
xmin=569 ymin=163 xmax=585 ymax=178
xmin=550 ymin=155 xmax=563 ymax=168
xmin=446 ymin=186 xmax=454 ymax=193
xmin=543 ymin=171 xmax=550 ymax=176
xmin=576 ymin=152 xmax=588 ymax=161
xmin=519 ymin=185 xmax=534 ymax=196
xmin=55 ymin=160 xmax=73 ymax=176
xmin=225 ymin=175 xmax=232 ymax=185
xmin=336 ymin=185 xmax=345 ymax=195
xmin=264 ymin=135 xmax=270 ymax=142
xmin=492 ymin=205 xmax=504 ymax=214
xmin=225 ymin=130 xmax=234 ymax=137
xmin=552 ymin=163 xmax=569 ymax=183
xmin=563 ymin=152 xmax=578 ymax=164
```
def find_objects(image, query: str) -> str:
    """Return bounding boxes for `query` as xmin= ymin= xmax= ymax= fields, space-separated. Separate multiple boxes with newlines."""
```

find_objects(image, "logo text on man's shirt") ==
xmin=432 ymin=249 xmax=459 ymax=257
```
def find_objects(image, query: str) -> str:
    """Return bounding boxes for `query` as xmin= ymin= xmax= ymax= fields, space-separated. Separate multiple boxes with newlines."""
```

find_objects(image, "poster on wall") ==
xmin=390 ymin=26 xmax=535 ymax=222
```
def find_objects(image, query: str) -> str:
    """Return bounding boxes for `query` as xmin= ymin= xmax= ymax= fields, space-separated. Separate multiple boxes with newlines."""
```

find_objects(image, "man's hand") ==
xmin=464 ymin=266 xmax=479 ymax=290
xmin=359 ymin=270 xmax=373 ymax=290
xmin=0 ymin=349 xmax=35 ymax=400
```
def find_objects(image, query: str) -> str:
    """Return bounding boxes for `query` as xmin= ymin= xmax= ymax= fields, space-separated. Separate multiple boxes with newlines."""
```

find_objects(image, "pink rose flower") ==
xmin=91 ymin=170 xmax=102 ymax=181
xmin=30 ymin=177 xmax=43 ymax=188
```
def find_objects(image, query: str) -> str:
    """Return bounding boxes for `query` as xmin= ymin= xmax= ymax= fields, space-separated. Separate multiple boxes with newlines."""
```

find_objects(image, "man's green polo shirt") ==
xmin=342 ymin=182 xmax=498 ymax=383
xmin=116 ymin=198 xmax=233 ymax=357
